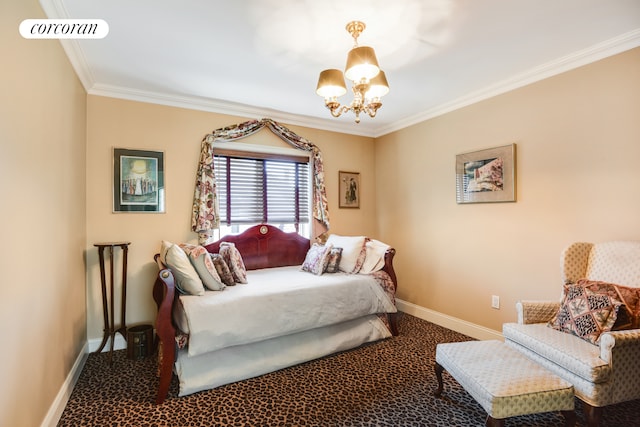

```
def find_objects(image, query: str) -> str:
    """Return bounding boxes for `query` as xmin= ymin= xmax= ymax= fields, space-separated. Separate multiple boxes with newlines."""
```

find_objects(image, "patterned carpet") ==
xmin=58 ymin=314 xmax=640 ymax=426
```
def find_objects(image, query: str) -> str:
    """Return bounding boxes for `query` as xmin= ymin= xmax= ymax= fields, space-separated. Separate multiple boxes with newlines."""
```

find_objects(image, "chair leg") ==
xmin=561 ymin=410 xmax=576 ymax=427
xmin=433 ymin=362 xmax=444 ymax=397
xmin=582 ymin=402 xmax=602 ymax=427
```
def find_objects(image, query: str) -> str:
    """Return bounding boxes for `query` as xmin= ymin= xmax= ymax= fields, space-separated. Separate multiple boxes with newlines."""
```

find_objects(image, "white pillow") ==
xmin=325 ymin=234 xmax=366 ymax=274
xmin=359 ymin=239 xmax=390 ymax=274
xmin=159 ymin=240 xmax=172 ymax=266
xmin=161 ymin=241 xmax=205 ymax=296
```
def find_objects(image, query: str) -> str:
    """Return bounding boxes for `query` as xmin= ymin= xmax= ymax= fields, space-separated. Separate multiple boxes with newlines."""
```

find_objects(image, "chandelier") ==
xmin=316 ymin=21 xmax=389 ymax=123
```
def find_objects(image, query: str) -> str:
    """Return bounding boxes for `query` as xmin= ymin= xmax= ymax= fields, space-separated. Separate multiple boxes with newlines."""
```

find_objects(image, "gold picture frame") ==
xmin=456 ymin=143 xmax=516 ymax=204
xmin=339 ymin=171 xmax=360 ymax=208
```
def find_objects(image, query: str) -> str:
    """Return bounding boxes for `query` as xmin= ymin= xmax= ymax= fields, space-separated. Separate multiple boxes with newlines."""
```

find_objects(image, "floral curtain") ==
xmin=191 ymin=118 xmax=330 ymax=244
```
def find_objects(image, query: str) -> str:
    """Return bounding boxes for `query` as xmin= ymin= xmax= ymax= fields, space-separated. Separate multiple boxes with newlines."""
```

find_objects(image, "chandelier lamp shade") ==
xmin=316 ymin=21 xmax=389 ymax=123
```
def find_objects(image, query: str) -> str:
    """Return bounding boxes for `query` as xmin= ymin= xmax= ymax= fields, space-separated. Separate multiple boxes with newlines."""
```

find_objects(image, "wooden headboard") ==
xmin=204 ymin=224 xmax=310 ymax=270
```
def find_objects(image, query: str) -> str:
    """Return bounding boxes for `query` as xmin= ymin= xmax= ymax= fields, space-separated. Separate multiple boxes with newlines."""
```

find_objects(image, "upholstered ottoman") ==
xmin=434 ymin=340 xmax=575 ymax=427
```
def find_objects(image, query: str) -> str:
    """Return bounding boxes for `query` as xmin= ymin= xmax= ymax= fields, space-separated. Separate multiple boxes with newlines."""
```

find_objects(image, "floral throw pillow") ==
xmin=219 ymin=242 xmax=248 ymax=284
xmin=548 ymin=283 xmax=624 ymax=344
xmin=301 ymin=243 xmax=333 ymax=275
xmin=325 ymin=247 xmax=343 ymax=274
xmin=210 ymin=253 xmax=236 ymax=286
xmin=179 ymin=243 xmax=225 ymax=291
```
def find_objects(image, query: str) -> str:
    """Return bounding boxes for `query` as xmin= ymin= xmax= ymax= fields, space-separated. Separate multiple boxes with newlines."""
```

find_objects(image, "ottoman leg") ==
xmin=561 ymin=410 xmax=576 ymax=427
xmin=485 ymin=416 xmax=505 ymax=427
xmin=434 ymin=362 xmax=444 ymax=397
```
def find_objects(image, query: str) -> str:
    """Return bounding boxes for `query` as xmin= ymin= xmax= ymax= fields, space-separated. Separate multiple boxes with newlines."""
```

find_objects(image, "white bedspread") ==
xmin=175 ymin=314 xmax=391 ymax=396
xmin=178 ymin=266 xmax=396 ymax=357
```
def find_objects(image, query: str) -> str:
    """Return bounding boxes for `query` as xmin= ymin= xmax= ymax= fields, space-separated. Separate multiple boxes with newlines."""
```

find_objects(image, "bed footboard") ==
xmin=152 ymin=262 xmax=177 ymax=404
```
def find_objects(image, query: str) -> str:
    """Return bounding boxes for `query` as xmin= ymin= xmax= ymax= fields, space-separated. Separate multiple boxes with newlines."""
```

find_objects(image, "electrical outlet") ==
xmin=491 ymin=295 xmax=500 ymax=309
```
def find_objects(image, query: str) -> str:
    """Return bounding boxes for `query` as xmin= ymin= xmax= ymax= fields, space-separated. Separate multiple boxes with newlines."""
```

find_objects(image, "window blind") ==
xmin=213 ymin=151 xmax=310 ymax=227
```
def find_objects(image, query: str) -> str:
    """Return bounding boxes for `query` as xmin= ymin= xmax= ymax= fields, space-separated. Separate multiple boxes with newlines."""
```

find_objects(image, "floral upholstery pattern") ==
xmin=210 ymin=253 xmax=235 ymax=286
xmin=301 ymin=243 xmax=333 ymax=275
xmin=372 ymin=270 xmax=396 ymax=306
xmin=179 ymin=243 xmax=225 ymax=291
xmin=352 ymin=244 xmax=368 ymax=274
xmin=219 ymin=242 xmax=248 ymax=284
xmin=192 ymin=118 xmax=330 ymax=244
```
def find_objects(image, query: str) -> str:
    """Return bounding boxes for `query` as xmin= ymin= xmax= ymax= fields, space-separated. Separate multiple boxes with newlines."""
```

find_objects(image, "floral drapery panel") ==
xmin=191 ymin=118 xmax=330 ymax=244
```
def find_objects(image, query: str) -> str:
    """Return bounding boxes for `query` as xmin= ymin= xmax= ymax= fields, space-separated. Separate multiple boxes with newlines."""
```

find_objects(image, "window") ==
xmin=213 ymin=149 xmax=311 ymax=237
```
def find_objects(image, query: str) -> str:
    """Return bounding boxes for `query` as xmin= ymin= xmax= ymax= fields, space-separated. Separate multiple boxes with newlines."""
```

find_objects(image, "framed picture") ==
xmin=113 ymin=148 xmax=165 ymax=213
xmin=456 ymin=143 xmax=516 ymax=204
xmin=339 ymin=171 xmax=360 ymax=208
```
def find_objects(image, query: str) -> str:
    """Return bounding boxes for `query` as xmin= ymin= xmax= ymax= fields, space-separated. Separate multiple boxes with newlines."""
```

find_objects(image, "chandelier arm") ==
xmin=327 ymin=104 xmax=350 ymax=118
xmin=364 ymin=101 xmax=382 ymax=118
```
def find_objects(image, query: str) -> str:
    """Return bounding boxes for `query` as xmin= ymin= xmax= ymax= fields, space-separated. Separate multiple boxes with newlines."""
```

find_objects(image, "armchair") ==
xmin=503 ymin=241 xmax=640 ymax=427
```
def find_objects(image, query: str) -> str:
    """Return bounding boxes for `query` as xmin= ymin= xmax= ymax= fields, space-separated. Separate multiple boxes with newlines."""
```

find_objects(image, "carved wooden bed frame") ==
xmin=152 ymin=224 xmax=398 ymax=404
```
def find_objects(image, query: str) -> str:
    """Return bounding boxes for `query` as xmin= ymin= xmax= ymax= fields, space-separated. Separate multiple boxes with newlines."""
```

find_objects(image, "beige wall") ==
xmin=0 ymin=1 xmax=87 ymax=426
xmin=85 ymin=97 xmax=376 ymax=340
xmin=375 ymin=48 xmax=640 ymax=332
xmin=3 ymin=1 xmax=638 ymax=420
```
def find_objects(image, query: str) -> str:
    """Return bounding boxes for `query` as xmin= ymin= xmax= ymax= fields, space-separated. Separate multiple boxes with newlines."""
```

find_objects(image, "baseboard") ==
xmin=87 ymin=334 xmax=128 ymax=352
xmin=41 ymin=336 xmax=128 ymax=427
xmin=396 ymin=299 xmax=503 ymax=341
xmin=40 ymin=342 xmax=89 ymax=427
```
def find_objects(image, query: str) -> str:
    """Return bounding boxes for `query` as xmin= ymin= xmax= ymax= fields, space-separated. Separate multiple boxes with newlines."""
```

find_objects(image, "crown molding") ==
xmin=85 ymin=29 xmax=640 ymax=139
xmin=87 ymin=84 xmax=378 ymax=138
xmin=40 ymin=0 xmax=640 ymax=139
xmin=374 ymin=28 xmax=640 ymax=137
xmin=39 ymin=0 xmax=95 ymax=90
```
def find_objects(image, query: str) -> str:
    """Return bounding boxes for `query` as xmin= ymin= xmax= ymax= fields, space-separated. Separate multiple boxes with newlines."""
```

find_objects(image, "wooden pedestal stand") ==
xmin=93 ymin=242 xmax=131 ymax=365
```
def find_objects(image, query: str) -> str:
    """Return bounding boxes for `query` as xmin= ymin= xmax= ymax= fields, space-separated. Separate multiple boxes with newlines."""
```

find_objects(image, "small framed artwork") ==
xmin=456 ymin=143 xmax=516 ymax=204
xmin=339 ymin=171 xmax=360 ymax=208
xmin=113 ymin=148 xmax=165 ymax=213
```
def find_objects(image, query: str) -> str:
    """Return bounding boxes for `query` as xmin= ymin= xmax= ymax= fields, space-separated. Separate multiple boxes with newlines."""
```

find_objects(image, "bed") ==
xmin=152 ymin=224 xmax=398 ymax=404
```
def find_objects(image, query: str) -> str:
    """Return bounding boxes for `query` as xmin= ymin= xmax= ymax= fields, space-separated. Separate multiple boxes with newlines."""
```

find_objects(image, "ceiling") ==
xmin=42 ymin=0 xmax=640 ymax=137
